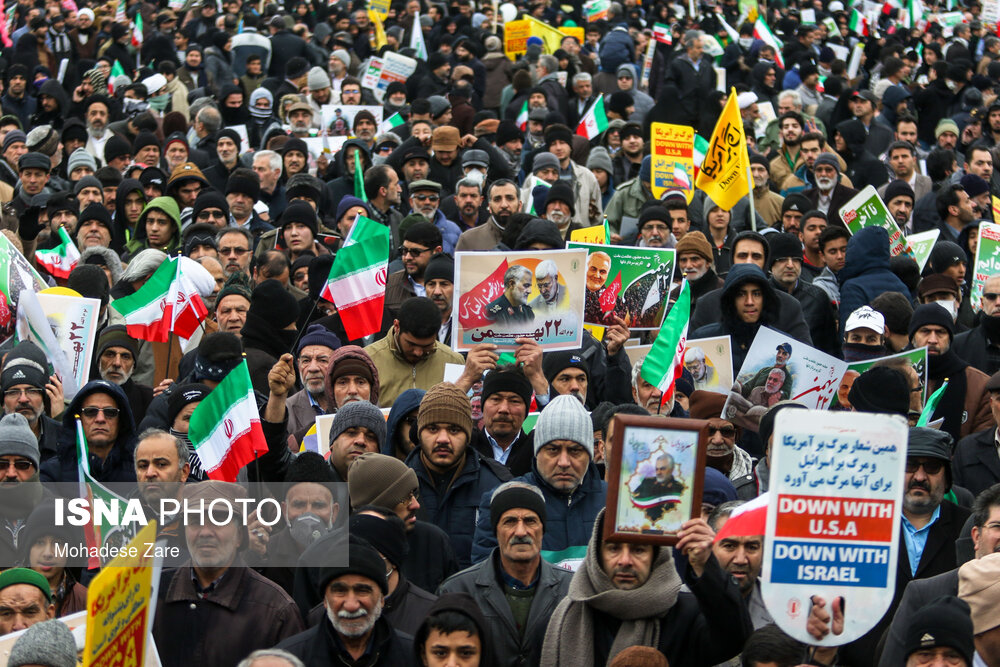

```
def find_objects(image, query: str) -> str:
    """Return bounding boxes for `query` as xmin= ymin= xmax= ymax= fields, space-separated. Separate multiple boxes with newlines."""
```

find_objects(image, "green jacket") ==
xmin=124 ymin=196 xmax=182 ymax=259
xmin=604 ymin=176 xmax=653 ymax=236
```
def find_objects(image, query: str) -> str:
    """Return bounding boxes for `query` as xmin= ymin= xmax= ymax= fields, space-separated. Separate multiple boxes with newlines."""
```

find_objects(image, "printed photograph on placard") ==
xmin=604 ymin=415 xmax=707 ymax=545
xmin=320 ymin=105 xmax=385 ymax=135
xmin=453 ymin=249 xmax=587 ymax=352
xmin=829 ymin=347 xmax=928 ymax=411
xmin=684 ymin=335 xmax=734 ymax=394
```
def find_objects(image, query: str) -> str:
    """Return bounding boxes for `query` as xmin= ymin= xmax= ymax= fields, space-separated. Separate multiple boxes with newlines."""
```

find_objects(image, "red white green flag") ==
xmin=131 ymin=11 xmax=142 ymax=46
xmin=577 ymin=95 xmax=609 ymax=139
xmin=516 ymin=100 xmax=529 ymax=132
xmin=640 ymin=279 xmax=690 ymax=402
xmin=188 ymin=360 xmax=267 ymax=482
xmin=753 ymin=17 xmax=785 ymax=68
xmin=320 ymin=215 xmax=390 ymax=340
xmin=113 ymin=256 xmax=208 ymax=342
xmin=35 ymin=225 xmax=80 ymax=279
xmin=848 ymin=9 xmax=869 ymax=36
xmin=76 ymin=417 xmax=130 ymax=568
xmin=653 ymin=23 xmax=672 ymax=44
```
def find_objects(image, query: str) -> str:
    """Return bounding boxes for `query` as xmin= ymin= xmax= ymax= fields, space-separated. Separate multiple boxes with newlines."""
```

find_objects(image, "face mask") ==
xmin=842 ymin=342 xmax=885 ymax=362
xmin=465 ymin=168 xmax=485 ymax=185
xmin=739 ymin=37 xmax=753 ymax=48
xmin=932 ymin=299 xmax=957 ymax=320
xmin=149 ymin=93 xmax=170 ymax=111
xmin=946 ymin=80 xmax=959 ymax=92
xmin=289 ymin=512 xmax=329 ymax=548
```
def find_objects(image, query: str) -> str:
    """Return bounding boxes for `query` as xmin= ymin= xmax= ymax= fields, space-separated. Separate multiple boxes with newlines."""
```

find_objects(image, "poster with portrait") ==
xmin=684 ymin=335 xmax=734 ymax=394
xmin=721 ymin=327 xmax=848 ymax=432
xmin=320 ymin=105 xmax=384 ymax=136
xmin=829 ymin=347 xmax=928 ymax=411
xmin=604 ymin=414 xmax=707 ymax=545
xmin=453 ymin=249 xmax=587 ymax=352
xmin=566 ymin=242 xmax=675 ymax=330
xmin=0 ymin=235 xmax=48 ymax=346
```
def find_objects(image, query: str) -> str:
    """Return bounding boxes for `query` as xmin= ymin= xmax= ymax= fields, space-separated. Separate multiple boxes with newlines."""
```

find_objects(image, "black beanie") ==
xmin=543 ymin=181 xmax=575 ymax=216
xmin=884 ymin=179 xmax=915 ymax=204
xmin=496 ymin=120 xmax=521 ymax=145
xmin=250 ymin=279 xmax=300 ymax=329
xmin=165 ymin=383 xmax=211 ymax=426
xmin=280 ymin=200 xmax=318 ymax=237
xmin=929 ymin=241 xmax=967 ymax=275
xmin=749 ymin=152 xmax=769 ymax=169
xmin=767 ymin=232 xmax=802 ymax=265
xmin=226 ymin=170 xmax=261 ymax=200
xmin=319 ymin=537 xmax=388 ymax=594
xmin=908 ymin=303 xmax=956 ymax=341
xmin=423 ymin=253 xmax=454 ymax=284
xmin=350 ymin=513 xmax=408 ymax=569
xmin=904 ymin=596 xmax=973 ymax=666
xmin=285 ymin=450 xmax=338 ymax=483
xmin=544 ymin=124 xmax=573 ymax=149
xmin=191 ymin=190 xmax=230 ymax=223
xmin=542 ymin=351 xmax=590 ymax=384
xmin=67 ymin=264 xmax=110 ymax=308
xmin=638 ymin=205 xmax=670 ymax=232
xmin=489 ymin=484 xmax=547 ymax=533
xmin=1 ymin=341 xmax=48 ymax=391
xmin=848 ymin=366 xmax=911 ymax=416
xmin=482 ymin=366 xmax=533 ymax=409
xmin=78 ymin=201 xmax=112 ymax=230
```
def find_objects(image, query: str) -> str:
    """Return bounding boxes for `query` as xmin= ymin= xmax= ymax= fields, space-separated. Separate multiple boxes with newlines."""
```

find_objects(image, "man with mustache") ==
xmin=1 ymin=341 xmax=64 ymax=464
xmin=708 ymin=500 xmax=770 ymax=629
xmin=283 ymin=325 xmax=345 ymax=437
xmin=439 ymin=481 xmax=571 ymax=666
xmin=470 ymin=366 xmax=536 ymax=478
xmin=277 ymin=539 xmax=412 ymax=666
xmin=802 ymin=152 xmax=859 ymax=221
xmin=687 ymin=391 xmax=757 ymax=501
xmin=0 ymin=413 xmax=50 ymax=569
xmin=153 ymin=481 xmax=304 ymax=667
xmin=326 ymin=402 xmax=385 ymax=483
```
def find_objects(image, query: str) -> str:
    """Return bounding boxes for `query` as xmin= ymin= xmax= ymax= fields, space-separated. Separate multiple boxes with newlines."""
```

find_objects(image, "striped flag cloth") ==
xmin=35 ymin=226 xmax=80 ymax=279
xmin=320 ymin=215 xmax=390 ymax=340
xmin=753 ymin=18 xmax=784 ymax=67
xmin=75 ymin=417 xmax=130 ymax=568
xmin=640 ymin=280 xmax=690 ymax=404
xmin=188 ymin=360 xmax=268 ymax=482
xmin=378 ymin=112 xmax=405 ymax=135
xmin=113 ymin=257 xmax=208 ymax=342
xmin=516 ymin=100 xmax=529 ymax=132
xmin=577 ymin=96 xmax=609 ymax=139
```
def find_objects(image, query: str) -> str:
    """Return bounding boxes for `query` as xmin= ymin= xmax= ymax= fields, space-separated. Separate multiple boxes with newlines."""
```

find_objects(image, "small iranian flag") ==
xmin=113 ymin=257 xmax=208 ymax=342
xmin=693 ymin=134 xmax=709 ymax=178
xmin=75 ymin=418 xmax=130 ymax=568
xmin=321 ymin=215 xmax=390 ymax=340
xmin=188 ymin=361 xmax=268 ymax=482
xmin=848 ymin=9 xmax=869 ymax=36
xmin=411 ymin=12 xmax=428 ymax=60
xmin=753 ymin=18 xmax=784 ymax=68
xmin=109 ymin=60 xmax=126 ymax=92
xmin=35 ymin=226 xmax=80 ymax=279
xmin=653 ymin=23 xmax=672 ymax=44
xmin=577 ymin=96 xmax=609 ymax=139
xmin=131 ymin=12 xmax=142 ymax=47
xmin=354 ymin=149 xmax=367 ymax=201
xmin=640 ymin=279 xmax=690 ymax=403
xmin=713 ymin=494 xmax=767 ymax=543
xmin=516 ymin=100 xmax=529 ymax=132
xmin=526 ymin=176 xmax=552 ymax=215
xmin=917 ymin=381 xmax=948 ymax=426
xmin=378 ymin=112 xmax=405 ymax=135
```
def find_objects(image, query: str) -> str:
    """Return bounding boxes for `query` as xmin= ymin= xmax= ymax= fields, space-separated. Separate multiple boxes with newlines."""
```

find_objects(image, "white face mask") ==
xmin=933 ymin=299 xmax=958 ymax=320
xmin=946 ymin=79 xmax=959 ymax=92
xmin=465 ymin=168 xmax=485 ymax=185
xmin=739 ymin=37 xmax=753 ymax=48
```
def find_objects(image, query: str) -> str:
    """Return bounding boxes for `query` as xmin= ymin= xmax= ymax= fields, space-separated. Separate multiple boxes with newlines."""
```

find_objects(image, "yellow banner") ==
xmin=992 ymin=195 xmax=1000 ymax=222
xmin=524 ymin=15 xmax=571 ymax=53
xmin=570 ymin=224 xmax=607 ymax=244
xmin=505 ymin=19 xmax=531 ymax=60
xmin=368 ymin=10 xmax=388 ymax=50
xmin=368 ymin=0 xmax=390 ymax=20
xmin=84 ymin=522 xmax=158 ymax=667
xmin=650 ymin=123 xmax=695 ymax=203
xmin=695 ymin=89 xmax=751 ymax=211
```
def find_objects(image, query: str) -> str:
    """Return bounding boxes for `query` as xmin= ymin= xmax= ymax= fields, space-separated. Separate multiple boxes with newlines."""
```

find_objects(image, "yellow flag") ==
xmin=369 ymin=10 xmax=388 ymax=50
xmin=695 ymin=88 xmax=751 ymax=212
xmin=524 ymin=15 xmax=570 ymax=53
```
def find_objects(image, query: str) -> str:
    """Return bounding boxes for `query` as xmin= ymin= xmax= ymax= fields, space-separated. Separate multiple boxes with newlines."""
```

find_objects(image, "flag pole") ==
xmin=744 ymin=139 xmax=757 ymax=232
xmin=288 ymin=297 xmax=321 ymax=354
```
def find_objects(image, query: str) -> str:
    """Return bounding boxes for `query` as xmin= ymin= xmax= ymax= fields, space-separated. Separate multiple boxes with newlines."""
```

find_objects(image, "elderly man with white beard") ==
xmin=95 ymin=325 xmax=153 ymax=426
xmin=803 ymin=152 xmax=860 ymax=219
xmin=284 ymin=326 xmax=344 ymax=436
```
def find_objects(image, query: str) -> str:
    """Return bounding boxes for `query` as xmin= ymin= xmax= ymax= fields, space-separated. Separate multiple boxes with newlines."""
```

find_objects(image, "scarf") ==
xmin=540 ymin=510 xmax=682 ymax=667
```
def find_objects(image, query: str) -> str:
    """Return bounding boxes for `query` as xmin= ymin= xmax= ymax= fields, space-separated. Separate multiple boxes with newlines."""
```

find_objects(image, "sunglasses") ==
xmin=905 ymin=459 xmax=945 ymax=475
xmin=81 ymin=406 xmax=120 ymax=419
xmin=708 ymin=425 xmax=736 ymax=438
xmin=983 ymin=293 xmax=1000 ymax=301
xmin=0 ymin=459 xmax=33 ymax=471
xmin=413 ymin=194 xmax=439 ymax=202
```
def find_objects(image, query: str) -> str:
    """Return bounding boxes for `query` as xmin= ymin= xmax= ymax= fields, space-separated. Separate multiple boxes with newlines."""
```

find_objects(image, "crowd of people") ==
xmin=1 ymin=0 xmax=1000 ymax=664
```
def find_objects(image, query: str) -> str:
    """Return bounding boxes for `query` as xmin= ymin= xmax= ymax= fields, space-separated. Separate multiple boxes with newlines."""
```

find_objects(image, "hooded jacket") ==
xmin=835 ymin=118 xmax=888 ymax=190
xmin=29 ymin=79 xmax=68 ymax=129
xmin=384 ymin=388 xmax=424 ymax=459
xmin=124 ymin=196 xmax=182 ymax=259
xmin=41 ymin=380 xmax=137 ymax=483
xmin=413 ymin=594 xmax=499 ymax=667
xmin=325 ymin=138 xmax=371 ymax=205
xmin=876 ymin=86 xmax=912 ymax=131
xmin=112 ymin=178 xmax=145 ymax=254
xmin=837 ymin=226 xmax=911 ymax=332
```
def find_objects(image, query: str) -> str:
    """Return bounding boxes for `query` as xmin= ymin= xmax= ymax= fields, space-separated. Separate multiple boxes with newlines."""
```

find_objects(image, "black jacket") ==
xmin=952 ymin=323 xmax=1000 ymax=376
xmin=771 ymin=277 xmax=841 ymax=358
xmin=276 ymin=615 xmax=416 ymax=667
xmin=268 ymin=30 xmax=310 ymax=76
xmin=662 ymin=54 xmax=717 ymax=134
xmin=953 ymin=427 xmax=1000 ymax=497
xmin=470 ymin=428 xmax=534 ymax=478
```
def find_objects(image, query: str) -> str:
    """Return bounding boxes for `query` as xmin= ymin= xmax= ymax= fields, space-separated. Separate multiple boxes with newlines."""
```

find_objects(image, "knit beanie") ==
xmin=929 ymin=241 xmax=968 ymax=275
xmin=608 ymin=646 xmax=669 ymax=667
xmin=0 ymin=413 xmax=40 ymax=469
xmin=904 ymin=596 xmax=974 ymax=666
xmin=418 ymin=383 xmax=473 ymax=442
xmin=496 ymin=120 xmax=522 ymax=146
xmin=319 ymin=538 xmax=388 ymax=594
xmin=307 ymin=66 xmax=331 ymax=91
xmin=296 ymin=323 xmax=342 ymax=354
xmin=281 ymin=200 xmax=318 ymax=237
xmin=96 ymin=324 xmax=139 ymax=360
xmin=335 ymin=195 xmax=372 ymax=222
xmin=532 ymin=151 xmax=560 ymax=174
xmin=533 ymin=394 xmax=594 ymax=456
xmin=26 ymin=125 xmax=58 ymax=156
xmin=67 ymin=147 xmax=97 ymax=174
xmin=767 ymin=232 xmax=802 ymax=264
xmin=191 ymin=190 xmax=230 ymax=223
xmin=813 ymin=152 xmax=841 ymax=172
xmin=908 ymin=303 xmax=956 ymax=341
xmin=192 ymin=332 xmax=244 ymax=383
xmin=586 ymin=146 xmax=614 ymax=173
xmin=781 ymin=193 xmax=811 ymax=215
xmin=1 ymin=340 xmax=48 ymax=391
xmin=329 ymin=354 xmax=375 ymax=387
xmin=848 ymin=366 xmax=911 ymax=417
xmin=8 ymin=619 xmax=76 ymax=667
xmin=226 ymin=170 xmax=261 ymax=200
xmin=489 ymin=483 xmax=547 ymax=533
xmin=423 ymin=253 xmax=455 ymax=284
xmin=544 ymin=181 xmax=575 ymax=216
xmin=131 ymin=130 xmax=160 ymax=156
xmin=637 ymin=205 xmax=670 ymax=232
xmin=960 ymin=173 xmax=990 ymax=199
xmin=350 ymin=513 xmax=408 ymax=569
xmin=165 ymin=383 xmax=211 ymax=427
xmin=675 ymin=230 xmax=713 ymax=262
xmin=544 ymin=124 xmax=573 ymax=148
xmin=329 ymin=400 xmax=386 ymax=449
xmin=542 ymin=351 xmax=591 ymax=386
xmin=2 ymin=130 xmax=25 ymax=153
xmin=249 ymin=279 xmax=299 ymax=329
xmin=216 ymin=271 xmax=253 ymax=304
xmin=348 ymin=452 xmax=419 ymax=509
xmin=482 ymin=366 xmax=533 ymax=408
xmin=884 ymin=179 xmax=915 ymax=203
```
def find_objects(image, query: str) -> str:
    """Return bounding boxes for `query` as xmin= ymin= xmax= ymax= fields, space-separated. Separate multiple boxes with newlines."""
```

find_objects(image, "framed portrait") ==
xmin=604 ymin=415 xmax=708 ymax=545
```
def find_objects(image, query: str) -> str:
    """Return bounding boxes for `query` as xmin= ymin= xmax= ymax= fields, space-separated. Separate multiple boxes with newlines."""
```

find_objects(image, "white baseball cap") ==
xmin=845 ymin=305 xmax=885 ymax=335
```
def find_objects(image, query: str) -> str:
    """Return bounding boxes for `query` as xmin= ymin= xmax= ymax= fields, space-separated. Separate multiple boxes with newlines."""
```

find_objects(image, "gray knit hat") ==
xmin=586 ymin=146 xmax=614 ymax=174
xmin=533 ymin=151 xmax=560 ymax=173
xmin=348 ymin=452 xmax=418 ymax=509
xmin=813 ymin=152 xmax=841 ymax=173
xmin=533 ymin=394 xmax=594 ymax=457
xmin=66 ymin=147 xmax=97 ymax=175
xmin=1 ymin=340 xmax=49 ymax=392
xmin=8 ymin=619 xmax=76 ymax=667
xmin=307 ymin=66 xmax=331 ymax=91
xmin=0 ymin=413 xmax=41 ymax=469
xmin=329 ymin=401 xmax=386 ymax=450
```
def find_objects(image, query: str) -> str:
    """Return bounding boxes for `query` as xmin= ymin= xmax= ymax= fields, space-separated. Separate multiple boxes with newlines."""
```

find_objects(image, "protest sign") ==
xmin=453 ymin=249 xmax=587 ymax=352
xmin=567 ymin=242 xmax=675 ymax=330
xmin=33 ymin=291 xmax=100 ymax=393
xmin=762 ymin=410 xmax=907 ymax=645
xmin=971 ymin=222 xmax=1000 ymax=311
xmin=302 ymin=136 xmax=350 ymax=160
xmin=906 ymin=229 xmax=939 ymax=273
xmin=84 ymin=521 xmax=158 ymax=667
xmin=839 ymin=185 xmax=912 ymax=257
xmin=650 ymin=123 xmax=695 ymax=201
xmin=569 ymin=224 xmax=607 ymax=244
xmin=0 ymin=611 xmax=163 ymax=667
xmin=0 ymin=234 xmax=47 ymax=345
xmin=684 ymin=335 xmax=734 ymax=394
xmin=359 ymin=53 xmax=417 ymax=101
xmin=504 ymin=19 xmax=531 ymax=59
xmin=830 ymin=347 xmax=928 ymax=410
xmin=722 ymin=327 xmax=848 ymax=432
xmin=320 ymin=105 xmax=384 ymax=135
xmin=584 ymin=0 xmax=610 ymax=20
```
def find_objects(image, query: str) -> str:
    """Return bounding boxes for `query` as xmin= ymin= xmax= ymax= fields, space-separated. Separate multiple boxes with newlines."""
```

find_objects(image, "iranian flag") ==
xmin=113 ymin=256 xmax=208 ymax=342
xmin=35 ymin=226 xmax=80 ymax=279
xmin=320 ymin=215 xmax=390 ymax=340
xmin=131 ymin=11 xmax=142 ymax=47
xmin=713 ymin=494 xmax=767 ymax=543
xmin=577 ymin=96 xmax=609 ymax=139
xmin=848 ymin=9 xmax=869 ymax=36
xmin=516 ymin=100 xmax=529 ymax=132
xmin=526 ymin=176 xmax=551 ymax=215
xmin=693 ymin=134 xmax=709 ymax=178
xmin=378 ymin=112 xmax=405 ymax=135
xmin=639 ymin=279 xmax=690 ymax=403
xmin=354 ymin=149 xmax=367 ymax=201
xmin=411 ymin=12 xmax=429 ymax=60
xmin=753 ymin=18 xmax=784 ymax=68
xmin=653 ymin=23 xmax=672 ymax=44
xmin=75 ymin=418 xmax=129 ymax=568
xmin=187 ymin=360 xmax=268 ymax=482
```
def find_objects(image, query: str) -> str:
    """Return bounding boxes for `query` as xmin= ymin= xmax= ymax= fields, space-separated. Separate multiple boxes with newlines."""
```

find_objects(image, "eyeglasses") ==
xmin=0 ymin=459 xmax=33 ymax=471
xmin=412 ymin=194 xmax=439 ymax=202
xmin=984 ymin=293 xmax=1000 ymax=301
xmin=3 ymin=388 xmax=43 ymax=399
xmin=399 ymin=246 xmax=431 ymax=257
xmin=197 ymin=210 xmax=227 ymax=220
xmin=80 ymin=406 xmax=120 ymax=419
xmin=219 ymin=246 xmax=249 ymax=256
xmin=708 ymin=425 xmax=737 ymax=438
xmin=905 ymin=459 xmax=945 ymax=475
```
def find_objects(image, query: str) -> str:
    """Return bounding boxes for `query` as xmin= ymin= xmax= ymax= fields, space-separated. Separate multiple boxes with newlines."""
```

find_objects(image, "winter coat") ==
xmin=123 ymin=196 xmax=182 ymax=260
xmin=405 ymin=446 xmax=512 ymax=568
xmin=471 ymin=460 xmax=607 ymax=564
xmin=268 ymin=29 xmax=309 ymax=76
xmin=837 ymin=226 xmax=911 ymax=332
xmin=483 ymin=53 xmax=513 ymax=110
xmin=364 ymin=331 xmax=465 ymax=408
xmin=598 ymin=25 xmax=635 ymax=74
xmin=771 ymin=276 xmax=841 ymax=358
xmin=663 ymin=53 xmax=717 ymax=132
xmin=835 ymin=118 xmax=888 ymax=190
xmin=204 ymin=46 xmax=237 ymax=97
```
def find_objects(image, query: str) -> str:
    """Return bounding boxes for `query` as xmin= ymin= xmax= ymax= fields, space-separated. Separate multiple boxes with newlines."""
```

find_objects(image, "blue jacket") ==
xmin=383 ymin=389 xmax=425 ymax=458
xmin=41 ymin=380 xmax=138 ymax=483
xmin=470 ymin=459 xmax=607 ymax=564
xmin=599 ymin=25 xmax=635 ymax=73
xmin=837 ymin=226 xmax=910 ymax=332
xmin=405 ymin=446 xmax=512 ymax=568
xmin=429 ymin=208 xmax=462 ymax=256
